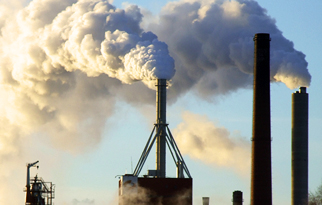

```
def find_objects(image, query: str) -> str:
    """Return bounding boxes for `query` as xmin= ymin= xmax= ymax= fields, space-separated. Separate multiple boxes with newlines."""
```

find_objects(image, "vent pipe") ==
xmin=156 ymin=79 xmax=167 ymax=178
xmin=251 ymin=33 xmax=272 ymax=205
xmin=292 ymin=87 xmax=309 ymax=205
xmin=233 ymin=191 xmax=243 ymax=205
xmin=202 ymin=197 xmax=210 ymax=205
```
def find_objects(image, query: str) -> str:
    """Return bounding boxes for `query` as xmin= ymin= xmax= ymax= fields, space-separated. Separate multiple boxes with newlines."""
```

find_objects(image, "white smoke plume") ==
xmin=0 ymin=0 xmax=311 ymax=157
xmin=149 ymin=0 xmax=311 ymax=99
xmin=173 ymin=112 xmax=251 ymax=174
xmin=0 ymin=0 xmax=174 ymax=155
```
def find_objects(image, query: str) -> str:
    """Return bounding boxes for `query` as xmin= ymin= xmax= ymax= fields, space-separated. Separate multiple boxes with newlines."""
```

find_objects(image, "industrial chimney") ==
xmin=119 ymin=78 xmax=192 ymax=205
xmin=232 ymin=191 xmax=243 ymax=205
xmin=292 ymin=87 xmax=309 ymax=205
xmin=156 ymin=79 xmax=167 ymax=178
xmin=251 ymin=33 xmax=272 ymax=205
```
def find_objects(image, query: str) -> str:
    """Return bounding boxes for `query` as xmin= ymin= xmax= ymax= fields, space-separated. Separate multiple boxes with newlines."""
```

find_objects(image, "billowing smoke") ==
xmin=149 ymin=0 xmax=311 ymax=99
xmin=0 ymin=0 xmax=175 ymax=155
xmin=173 ymin=112 xmax=251 ymax=174
xmin=0 ymin=0 xmax=311 ymax=156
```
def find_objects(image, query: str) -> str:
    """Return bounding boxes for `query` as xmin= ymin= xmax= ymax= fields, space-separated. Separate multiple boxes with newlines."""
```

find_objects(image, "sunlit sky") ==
xmin=1 ymin=0 xmax=321 ymax=205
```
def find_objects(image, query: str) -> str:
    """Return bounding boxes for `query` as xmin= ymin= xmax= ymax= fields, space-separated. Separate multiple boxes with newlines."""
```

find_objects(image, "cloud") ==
xmin=173 ymin=111 xmax=251 ymax=174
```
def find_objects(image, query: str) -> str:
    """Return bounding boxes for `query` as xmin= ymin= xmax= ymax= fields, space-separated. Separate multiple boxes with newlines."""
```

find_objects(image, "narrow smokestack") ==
xmin=202 ymin=197 xmax=210 ymax=205
xmin=156 ymin=79 xmax=167 ymax=178
xmin=292 ymin=87 xmax=309 ymax=205
xmin=233 ymin=191 xmax=243 ymax=205
xmin=251 ymin=33 xmax=272 ymax=205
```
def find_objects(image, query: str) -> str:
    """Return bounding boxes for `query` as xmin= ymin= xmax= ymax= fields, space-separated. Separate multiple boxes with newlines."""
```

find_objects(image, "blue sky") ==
xmin=1 ymin=0 xmax=321 ymax=205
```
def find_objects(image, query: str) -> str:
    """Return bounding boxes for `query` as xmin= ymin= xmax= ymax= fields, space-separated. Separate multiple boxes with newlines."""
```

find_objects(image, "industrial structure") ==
xmin=232 ymin=191 xmax=243 ymax=205
xmin=24 ymin=161 xmax=55 ymax=205
xmin=251 ymin=33 xmax=272 ymax=205
xmin=119 ymin=79 xmax=192 ymax=205
xmin=292 ymin=87 xmax=309 ymax=205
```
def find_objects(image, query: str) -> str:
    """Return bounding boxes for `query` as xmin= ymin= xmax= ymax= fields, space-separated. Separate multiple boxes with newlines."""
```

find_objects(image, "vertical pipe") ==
xmin=232 ymin=191 xmax=243 ymax=205
xmin=176 ymin=161 xmax=184 ymax=178
xmin=292 ymin=87 xmax=309 ymax=205
xmin=26 ymin=166 xmax=31 ymax=203
xmin=202 ymin=197 xmax=210 ymax=205
xmin=156 ymin=79 xmax=167 ymax=178
xmin=251 ymin=33 xmax=272 ymax=205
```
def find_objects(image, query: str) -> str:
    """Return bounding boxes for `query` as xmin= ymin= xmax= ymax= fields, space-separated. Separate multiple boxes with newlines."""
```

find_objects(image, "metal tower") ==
xmin=132 ymin=79 xmax=191 ymax=178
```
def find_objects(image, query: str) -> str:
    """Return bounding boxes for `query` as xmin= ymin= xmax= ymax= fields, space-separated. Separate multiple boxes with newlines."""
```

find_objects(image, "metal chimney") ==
xmin=156 ymin=79 xmax=167 ymax=178
xmin=132 ymin=78 xmax=191 ymax=179
xmin=232 ymin=191 xmax=243 ymax=205
xmin=251 ymin=33 xmax=272 ymax=205
xmin=292 ymin=87 xmax=309 ymax=205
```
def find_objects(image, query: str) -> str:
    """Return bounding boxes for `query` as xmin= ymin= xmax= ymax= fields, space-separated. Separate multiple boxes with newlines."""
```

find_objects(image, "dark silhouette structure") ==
xmin=292 ymin=87 xmax=309 ymax=205
xmin=251 ymin=33 xmax=272 ymax=205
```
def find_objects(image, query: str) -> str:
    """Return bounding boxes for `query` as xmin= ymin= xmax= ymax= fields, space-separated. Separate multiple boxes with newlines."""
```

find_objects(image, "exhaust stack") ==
xmin=292 ymin=87 xmax=309 ymax=205
xmin=233 ymin=190 xmax=243 ymax=205
xmin=156 ymin=79 xmax=167 ymax=178
xmin=251 ymin=33 xmax=272 ymax=205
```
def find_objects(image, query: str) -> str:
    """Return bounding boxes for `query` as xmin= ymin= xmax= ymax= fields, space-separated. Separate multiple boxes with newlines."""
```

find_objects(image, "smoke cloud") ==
xmin=0 ymin=0 xmax=311 ymax=157
xmin=173 ymin=112 xmax=251 ymax=174
xmin=0 ymin=0 xmax=175 ymax=155
xmin=149 ymin=0 xmax=311 ymax=99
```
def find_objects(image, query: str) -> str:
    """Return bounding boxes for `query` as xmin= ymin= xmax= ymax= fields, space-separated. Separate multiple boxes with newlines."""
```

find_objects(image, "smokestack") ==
xmin=251 ymin=33 xmax=272 ymax=205
xmin=232 ymin=191 xmax=243 ymax=205
xmin=202 ymin=197 xmax=210 ymax=205
xmin=156 ymin=79 xmax=167 ymax=178
xmin=292 ymin=87 xmax=309 ymax=205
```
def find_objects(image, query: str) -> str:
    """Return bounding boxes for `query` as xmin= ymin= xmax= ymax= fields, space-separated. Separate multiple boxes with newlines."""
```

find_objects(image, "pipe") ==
xmin=26 ymin=161 xmax=39 ymax=203
xmin=202 ymin=197 xmax=209 ymax=205
xmin=156 ymin=79 xmax=167 ymax=178
xmin=232 ymin=191 xmax=243 ymax=205
xmin=292 ymin=87 xmax=309 ymax=205
xmin=251 ymin=33 xmax=272 ymax=205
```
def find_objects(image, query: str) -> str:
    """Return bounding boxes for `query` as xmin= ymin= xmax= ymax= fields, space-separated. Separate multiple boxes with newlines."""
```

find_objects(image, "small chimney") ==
xmin=232 ymin=191 xmax=243 ymax=205
xmin=156 ymin=79 xmax=167 ymax=178
xmin=202 ymin=197 xmax=210 ymax=205
xmin=292 ymin=87 xmax=309 ymax=205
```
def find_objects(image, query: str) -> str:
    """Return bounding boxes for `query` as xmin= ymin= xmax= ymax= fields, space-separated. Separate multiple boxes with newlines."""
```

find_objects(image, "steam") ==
xmin=0 ymin=0 xmax=175 ymax=154
xmin=149 ymin=0 xmax=311 ymax=98
xmin=173 ymin=112 xmax=251 ymax=174
xmin=120 ymin=183 xmax=191 ymax=205
xmin=0 ymin=0 xmax=311 ymax=155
